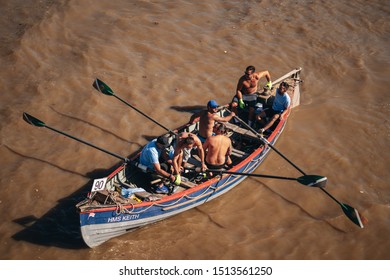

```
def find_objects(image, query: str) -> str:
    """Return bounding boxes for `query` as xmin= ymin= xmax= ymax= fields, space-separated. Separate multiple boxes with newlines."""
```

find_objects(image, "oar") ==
xmin=229 ymin=109 xmax=306 ymax=174
xmin=321 ymin=187 xmax=365 ymax=228
xmin=93 ymin=78 xmax=177 ymax=135
xmin=23 ymin=112 xmax=129 ymax=163
xmin=208 ymin=169 xmax=327 ymax=187
xmin=231 ymin=112 xmax=365 ymax=228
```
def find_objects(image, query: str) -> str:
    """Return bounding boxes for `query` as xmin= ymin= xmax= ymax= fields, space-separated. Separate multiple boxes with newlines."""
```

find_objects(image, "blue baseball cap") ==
xmin=207 ymin=100 xmax=219 ymax=108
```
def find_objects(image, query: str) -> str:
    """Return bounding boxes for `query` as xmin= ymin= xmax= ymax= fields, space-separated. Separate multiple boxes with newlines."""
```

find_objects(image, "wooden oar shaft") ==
xmin=230 ymin=111 xmax=306 ymax=175
xmin=209 ymin=169 xmax=297 ymax=181
xmin=114 ymin=94 xmax=175 ymax=135
xmin=45 ymin=125 xmax=129 ymax=162
xmin=226 ymin=111 xmax=364 ymax=228
xmin=319 ymin=186 xmax=345 ymax=208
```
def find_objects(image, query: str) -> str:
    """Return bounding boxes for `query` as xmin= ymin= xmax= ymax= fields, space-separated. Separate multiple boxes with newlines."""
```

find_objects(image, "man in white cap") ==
xmin=189 ymin=100 xmax=235 ymax=143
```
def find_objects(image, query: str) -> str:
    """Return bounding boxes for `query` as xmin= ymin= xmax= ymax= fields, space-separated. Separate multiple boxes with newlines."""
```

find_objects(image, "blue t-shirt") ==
xmin=272 ymin=89 xmax=291 ymax=113
xmin=139 ymin=139 xmax=161 ymax=170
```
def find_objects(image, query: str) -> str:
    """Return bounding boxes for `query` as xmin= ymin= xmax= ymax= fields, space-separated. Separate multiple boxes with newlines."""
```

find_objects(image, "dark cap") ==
xmin=280 ymin=82 xmax=290 ymax=89
xmin=207 ymin=100 xmax=219 ymax=108
xmin=156 ymin=135 xmax=170 ymax=147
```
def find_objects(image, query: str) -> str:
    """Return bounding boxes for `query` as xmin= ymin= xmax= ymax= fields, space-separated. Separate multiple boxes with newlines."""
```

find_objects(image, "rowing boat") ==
xmin=23 ymin=67 xmax=365 ymax=248
xmin=74 ymin=68 xmax=303 ymax=248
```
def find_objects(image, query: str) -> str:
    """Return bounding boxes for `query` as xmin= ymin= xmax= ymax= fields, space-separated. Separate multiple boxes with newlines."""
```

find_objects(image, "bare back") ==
xmin=203 ymin=135 xmax=232 ymax=165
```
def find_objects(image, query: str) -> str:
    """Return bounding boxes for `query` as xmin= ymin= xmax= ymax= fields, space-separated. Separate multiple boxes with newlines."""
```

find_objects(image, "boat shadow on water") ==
xmin=11 ymin=165 xmax=121 ymax=249
xmin=170 ymin=105 xmax=205 ymax=114
xmin=11 ymin=145 xmax=149 ymax=249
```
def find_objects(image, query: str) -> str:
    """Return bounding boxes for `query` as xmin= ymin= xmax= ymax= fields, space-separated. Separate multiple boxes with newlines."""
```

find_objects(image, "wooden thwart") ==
xmin=224 ymin=122 xmax=260 ymax=140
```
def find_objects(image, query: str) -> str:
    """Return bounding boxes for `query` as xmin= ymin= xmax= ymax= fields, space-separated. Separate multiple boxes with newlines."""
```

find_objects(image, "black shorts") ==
xmin=205 ymin=157 xmax=228 ymax=170
xmin=264 ymin=108 xmax=282 ymax=118
xmin=147 ymin=162 xmax=171 ymax=182
xmin=231 ymin=95 xmax=257 ymax=108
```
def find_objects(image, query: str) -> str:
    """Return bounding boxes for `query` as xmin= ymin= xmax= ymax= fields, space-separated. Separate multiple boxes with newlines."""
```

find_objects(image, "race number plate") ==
xmin=91 ymin=177 xmax=108 ymax=192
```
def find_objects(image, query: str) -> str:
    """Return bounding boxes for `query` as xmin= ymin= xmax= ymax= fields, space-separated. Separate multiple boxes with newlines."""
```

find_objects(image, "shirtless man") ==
xmin=171 ymin=132 xmax=207 ymax=174
xmin=189 ymin=100 xmax=235 ymax=143
xmin=231 ymin=65 xmax=272 ymax=127
xmin=203 ymin=123 xmax=232 ymax=170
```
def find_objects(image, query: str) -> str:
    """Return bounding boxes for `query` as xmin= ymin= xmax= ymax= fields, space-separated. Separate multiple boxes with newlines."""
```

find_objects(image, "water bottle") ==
xmin=121 ymin=187 xmax=145 ymax=198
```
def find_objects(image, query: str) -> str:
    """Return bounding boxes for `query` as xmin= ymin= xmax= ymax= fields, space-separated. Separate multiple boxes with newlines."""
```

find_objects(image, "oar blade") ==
xmin=297 ymin=175 xmax=327 ymax=187
xmin=23 ymin=112 xmax=46 ymax=127
xmin=341 ymin=203 xmax=366 ymax=228
xmin=93 ymin=78 xmax=115 ymax=96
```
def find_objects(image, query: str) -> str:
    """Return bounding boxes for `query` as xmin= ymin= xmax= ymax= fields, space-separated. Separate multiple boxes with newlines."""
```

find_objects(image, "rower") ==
xmin=188 ymin=100 xmax=235 ymax=143
xmin=203 ymin=123 xmax=233 ymax=172
xmin=138 ymin=135 xmax=181 ymax=194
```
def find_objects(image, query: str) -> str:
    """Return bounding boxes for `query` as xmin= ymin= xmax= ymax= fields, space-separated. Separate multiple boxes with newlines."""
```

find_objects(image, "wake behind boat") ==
xmin=23 ymin=68 xmax=365 ymax=248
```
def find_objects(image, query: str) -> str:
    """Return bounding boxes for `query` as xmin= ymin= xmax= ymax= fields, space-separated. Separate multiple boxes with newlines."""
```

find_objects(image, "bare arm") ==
xmin=280 ymin=108 xmax=289 ymax=120
xmin=227 ymin=140 xmax=232 ymax=156
xmin=213 ymin=111 xmax=235 ymax=123
xmin=280 ymin=97 xmax=291 ymax=120
xmin=195 ymin=142 xmax=207 ymax=171
xmin=189 ymin=111 xmax=202 ymax=124
xmin=226 ymin=139 xmax=233 ymax=166
xmin=153 ymin=162 xmax=174 ymax=180
xmin=236 ymin=78 xmax=244 ymax=100
xmin=256 ymin=70 xmax=271 ymax=83
xmin=172 ymin=148 xmax=183 ymax=175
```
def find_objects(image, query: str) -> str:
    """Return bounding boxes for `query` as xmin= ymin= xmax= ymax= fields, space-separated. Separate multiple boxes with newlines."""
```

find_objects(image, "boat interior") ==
xmin=77 ymin=88 xmax=287 ymax=210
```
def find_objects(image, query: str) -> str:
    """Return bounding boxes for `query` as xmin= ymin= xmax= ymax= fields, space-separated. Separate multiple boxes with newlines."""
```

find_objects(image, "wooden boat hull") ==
xmin=77 ymin=68 xmax=302 ymax=248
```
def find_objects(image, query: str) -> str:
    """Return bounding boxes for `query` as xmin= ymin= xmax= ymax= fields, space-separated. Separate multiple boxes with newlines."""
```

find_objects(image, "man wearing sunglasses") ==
xmin=232 ymin=65 xmax=272 ymax=127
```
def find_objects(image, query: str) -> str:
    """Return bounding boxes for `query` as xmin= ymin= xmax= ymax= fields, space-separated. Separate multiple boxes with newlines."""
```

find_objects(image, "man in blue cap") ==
xmin=189 ymin=100 xmax=235 ymax=143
